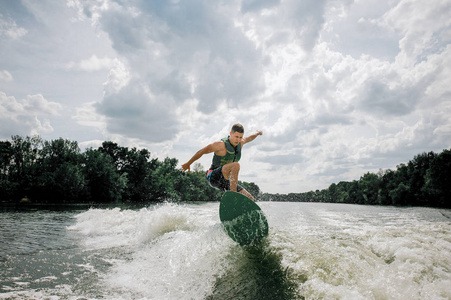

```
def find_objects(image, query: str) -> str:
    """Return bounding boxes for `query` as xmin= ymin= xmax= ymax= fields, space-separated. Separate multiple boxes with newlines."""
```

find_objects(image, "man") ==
xmin=182 ymin=123 xmax=263 ymax=201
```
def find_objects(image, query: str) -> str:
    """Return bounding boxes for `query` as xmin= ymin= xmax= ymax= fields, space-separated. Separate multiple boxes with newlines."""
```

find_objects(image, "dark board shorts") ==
xmin=206 ymin=166 xmax=244 ymax=192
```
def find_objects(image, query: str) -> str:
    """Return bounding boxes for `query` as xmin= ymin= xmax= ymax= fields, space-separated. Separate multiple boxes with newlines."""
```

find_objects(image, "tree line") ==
xmin=1 ymin=135 xmax=449 ymax=208
xmin=0 ymin=135 xmax=260 ymax=204
xmin=261 ymin=149 xmax=451 ymax=208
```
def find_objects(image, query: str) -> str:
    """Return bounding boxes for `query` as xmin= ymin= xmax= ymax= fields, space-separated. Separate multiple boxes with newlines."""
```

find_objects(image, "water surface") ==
xmin=1 ymin=202 xmax=450 ymax=299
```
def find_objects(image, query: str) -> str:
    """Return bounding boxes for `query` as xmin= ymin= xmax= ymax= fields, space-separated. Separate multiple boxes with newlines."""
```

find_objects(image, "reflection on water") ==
xmin=209 ymin=238 xmax=303 ymax=300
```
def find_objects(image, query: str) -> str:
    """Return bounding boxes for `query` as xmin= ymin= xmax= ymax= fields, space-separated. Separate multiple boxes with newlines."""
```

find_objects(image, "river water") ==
xmin=1 ymin=202 xmax=450 ymax=300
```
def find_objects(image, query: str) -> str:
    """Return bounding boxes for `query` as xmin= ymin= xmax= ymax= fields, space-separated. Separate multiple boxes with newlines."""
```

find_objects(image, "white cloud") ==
xmin=0 ymin=14 xmax=27 ymax=39
xmin=0 ymin=70 xmax=13 ymax=82
xmin=383 ymin=0 xmax=451 ymax=66
xmin=73 ymin=101 xmax=106 ymax=129
xmin=22 ymin=94 xmax=62 ymax=115
xmin=29 ymin=116 xmax=54 ymax=135
xmin=0 ymin=92 xmax=61 ymax=137
xmin=66 ymin=55 xmax=118 ymax=72
xmin=103 ymin=59 xmax=131 ymax=95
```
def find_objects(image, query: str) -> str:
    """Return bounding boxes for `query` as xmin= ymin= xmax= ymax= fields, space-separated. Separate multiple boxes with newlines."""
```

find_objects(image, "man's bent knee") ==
xmin=230 ymin=162 xmax=240 ymax=170
xmin=222 ymin=162 xmax=240 ymax=180
xmin=223 ymin=162 xmax=240 ymax=173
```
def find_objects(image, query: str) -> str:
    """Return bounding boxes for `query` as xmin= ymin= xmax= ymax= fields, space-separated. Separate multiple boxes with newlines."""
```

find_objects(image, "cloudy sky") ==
xmin=1 ymin=0 xmax=450 ymax=194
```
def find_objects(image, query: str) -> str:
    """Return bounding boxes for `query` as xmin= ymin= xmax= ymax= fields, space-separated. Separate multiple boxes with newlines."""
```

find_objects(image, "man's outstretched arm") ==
xmin=181 ymin=141 xmax=222 ymax=173
xmin=242 ymin=130 xmax=263 ymax=145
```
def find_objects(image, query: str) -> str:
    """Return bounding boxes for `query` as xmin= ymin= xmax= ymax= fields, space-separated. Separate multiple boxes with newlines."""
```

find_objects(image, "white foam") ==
xmin=66 ymin=202 xmax=451 ymax=299
xmin=69 ymin=203 xmax=204 ymax=249
xmin=70 ymin=202 xmax=235 ymax=299
xmin=266 ymin=202 xmax=451 ymax=300
xmin=104 ymin=224 xmax=233 ymax=299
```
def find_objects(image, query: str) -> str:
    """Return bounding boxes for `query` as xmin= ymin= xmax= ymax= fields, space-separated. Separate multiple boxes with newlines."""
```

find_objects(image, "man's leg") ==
xmin=239 ymin=189 xmax=255 ymax=201
xmin=221 ymin=162 xmax=240 ymax=192
xmin=222 ymin=162 xmax=256 ymax=201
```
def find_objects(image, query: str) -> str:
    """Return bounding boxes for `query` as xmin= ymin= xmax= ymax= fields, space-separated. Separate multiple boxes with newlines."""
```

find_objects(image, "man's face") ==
xmin=229 ymin=131 xmax=244 ymax=147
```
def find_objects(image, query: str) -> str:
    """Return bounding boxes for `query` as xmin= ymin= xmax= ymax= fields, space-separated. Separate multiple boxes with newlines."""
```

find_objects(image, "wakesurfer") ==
xmin=181 ymin=123 xmax=262 ymax=201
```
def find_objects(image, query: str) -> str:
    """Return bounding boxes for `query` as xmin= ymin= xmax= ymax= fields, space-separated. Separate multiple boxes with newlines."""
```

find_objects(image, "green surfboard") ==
xmin=219 ymin=191 xmax=269 ymax=245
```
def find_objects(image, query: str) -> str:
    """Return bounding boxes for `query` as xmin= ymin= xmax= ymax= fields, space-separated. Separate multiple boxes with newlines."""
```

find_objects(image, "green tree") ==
xmin=389 ymin=182 xmax=409 ymax=206
xmin=122 ymin=148 xmax=158 ymax=202
xmin=407 ymin=152 xmax=436 ymax=206
xmin=0 ymin=141 xmax=14 ymax=201
xmin=391 ymin=163 xmax=410 ymax=205
xmin=52 ymin=162 xmax=87 ymax=202
xmin=98 ymin=141 xmax=129 ymax=171
xmin=192 ymin=163 xmax=204 ymax=173
xmin=328 ymin=183 xmax=338 ymax=203
xmin=347 ymin=180 xmax=363 ymax=204
xmin=378 ymin=169 xmax=396 ymax=205
xmin=152 ymin=157 xmax=181 ymax=200
xmin=9 ymin=135 xmax=43 ymax=200
xmin=83 ymin=149 xmax=127 ymax=203
xmin=177 ymin=169 xmax=221 ymax=201
xmin=358 ymin=172 xmax=380 ymax=205
xmin=0 ymin=141 xmax=12 ymax=175
xmin=38 ymin=138 xmax=86 ymax=202
xmin=423 ymin=149 xmax=451 ymax=208
xmin=98 ymin=142 xmax=163 ymax=202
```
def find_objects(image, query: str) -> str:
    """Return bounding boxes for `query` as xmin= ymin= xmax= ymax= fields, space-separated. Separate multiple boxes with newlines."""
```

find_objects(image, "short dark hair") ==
xmin=231 ymin=123 xmax=244 ymax=133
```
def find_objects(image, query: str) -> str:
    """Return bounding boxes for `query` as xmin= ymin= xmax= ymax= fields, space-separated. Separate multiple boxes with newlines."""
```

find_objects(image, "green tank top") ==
xmin=210 ymin=137 xmax=242 ymax=169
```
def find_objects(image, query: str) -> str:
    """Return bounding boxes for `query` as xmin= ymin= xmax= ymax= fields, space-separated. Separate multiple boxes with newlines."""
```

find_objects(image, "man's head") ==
xmin=229 ymin=123 xmax=244 ymax=146
xmin=231 ymin=123 xmax=244 ymax=134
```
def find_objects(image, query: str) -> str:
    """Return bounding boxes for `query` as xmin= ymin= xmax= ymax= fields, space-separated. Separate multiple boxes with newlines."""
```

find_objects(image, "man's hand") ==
xmin=181 ymin=162 xmax=190 ymax=173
